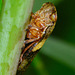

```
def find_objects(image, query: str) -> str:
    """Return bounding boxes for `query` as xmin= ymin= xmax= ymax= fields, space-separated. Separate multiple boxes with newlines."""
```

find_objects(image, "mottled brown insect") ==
xmin=18 ymin=2 xmax=57 ymax=70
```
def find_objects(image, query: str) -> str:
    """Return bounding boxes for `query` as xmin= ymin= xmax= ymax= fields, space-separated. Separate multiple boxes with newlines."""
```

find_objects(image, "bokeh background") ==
xmin=17 ymin=0 xmax=75 ymax=75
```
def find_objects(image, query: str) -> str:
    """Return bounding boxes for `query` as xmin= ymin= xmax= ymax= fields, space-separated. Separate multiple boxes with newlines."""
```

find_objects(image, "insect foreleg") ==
xmin=24 ymin=38 xmax=39 ymax=44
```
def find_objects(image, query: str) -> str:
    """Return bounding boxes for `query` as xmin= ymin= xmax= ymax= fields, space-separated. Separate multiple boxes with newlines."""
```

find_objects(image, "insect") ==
xmin=18 ymin=2 xmax=57 ymax=70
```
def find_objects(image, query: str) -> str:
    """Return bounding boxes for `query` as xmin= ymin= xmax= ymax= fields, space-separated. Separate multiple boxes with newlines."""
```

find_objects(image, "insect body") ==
xmin=18 ymin=2 xmax=57 ymax=70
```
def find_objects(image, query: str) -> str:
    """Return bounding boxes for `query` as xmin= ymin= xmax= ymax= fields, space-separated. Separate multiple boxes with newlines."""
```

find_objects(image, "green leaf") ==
xmin=32 ymin=0 xmax=63 ymax=12
xmin=41 ymin=37 xmax=75 ymax=70
xmin=32 ymin=55 xmax=49 ymax=75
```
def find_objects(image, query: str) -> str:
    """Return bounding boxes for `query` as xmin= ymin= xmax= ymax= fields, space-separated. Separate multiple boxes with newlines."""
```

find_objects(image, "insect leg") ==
xmin=24 ymin=38 xmax=39 ymax=44
xmin=31 ymin=12 xmax=35 ymax=19
xmin=18 ymin=42 xmax=36 ymax=65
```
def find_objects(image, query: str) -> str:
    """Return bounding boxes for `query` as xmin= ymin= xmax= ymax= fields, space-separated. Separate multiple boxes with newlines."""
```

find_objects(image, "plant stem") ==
xmin=0 ymin=0 xmax=34 ymax=75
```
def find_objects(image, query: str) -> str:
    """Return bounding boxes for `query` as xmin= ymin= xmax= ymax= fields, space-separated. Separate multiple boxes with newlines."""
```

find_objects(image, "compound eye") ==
xmin=50 ymin=12 xmax=57 ymax=22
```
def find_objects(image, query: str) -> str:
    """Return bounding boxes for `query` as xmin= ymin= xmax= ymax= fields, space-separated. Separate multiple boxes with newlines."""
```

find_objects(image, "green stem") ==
xmin=0 ymin=0 xmax=34 ymax=75
xmin=0 ymin=0 xmax=2 ymax=12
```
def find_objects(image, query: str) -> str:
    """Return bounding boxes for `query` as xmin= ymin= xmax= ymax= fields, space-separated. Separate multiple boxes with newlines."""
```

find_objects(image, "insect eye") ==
xmin=49 ymin=13 xmax=57 ymax=22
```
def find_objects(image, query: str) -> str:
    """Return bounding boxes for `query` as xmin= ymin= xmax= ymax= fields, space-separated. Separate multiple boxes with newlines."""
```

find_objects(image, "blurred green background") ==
xmin=17 ymin=0 xmax=75 ymax=75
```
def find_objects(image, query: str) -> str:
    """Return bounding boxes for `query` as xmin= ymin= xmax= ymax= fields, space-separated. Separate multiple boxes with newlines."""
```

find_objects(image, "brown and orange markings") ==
xmin=18 ymin=2 xmax=57 ymax=70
